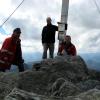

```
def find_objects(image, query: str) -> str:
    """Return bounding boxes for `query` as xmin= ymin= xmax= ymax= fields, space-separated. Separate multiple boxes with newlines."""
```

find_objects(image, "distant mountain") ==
xmin=80 ymin=53 xmax=100 ymax=71
xmin=23 ymin=52 xmax=100 ymax=71
xmin=23 ymin=52 xmax=42 ymax=63
xmin=10 ymin=52 xmax=100 ymax=72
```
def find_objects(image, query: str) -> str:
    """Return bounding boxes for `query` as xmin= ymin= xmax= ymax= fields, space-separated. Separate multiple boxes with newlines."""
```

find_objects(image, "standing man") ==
xmin=42 ymin=17 xmax=58 ymax=59
xmin=0 ymin=28 xmax=24 ymax=72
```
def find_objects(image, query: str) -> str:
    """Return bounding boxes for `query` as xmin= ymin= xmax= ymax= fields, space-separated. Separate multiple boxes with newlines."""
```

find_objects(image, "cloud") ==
xmin=3 ymin=0 xmax=61 ymax=41
xmin=1 ymin=0 xmax=100 ymax=53
xmin=68 ymin=0 xmax=100 ymax=30
xmin=66 ymin=0 xmax=100 ymax=53
xmin=11 ymin=0 xmax=61 ymax=19
xmin=0 ymin=27 xmax=7 ymax=34
xmin=5 ymin=17 xmax=41 ymax=40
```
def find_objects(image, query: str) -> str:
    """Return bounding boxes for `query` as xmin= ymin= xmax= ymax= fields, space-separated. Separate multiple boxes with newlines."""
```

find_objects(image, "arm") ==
xmin=41 ymin=27 xmax=46 ymax=43
xmin=42 ymin=27 xmax=45 ymax=39
xmin=67 ymin=45 xmax=77 ymax=56
xmin=58 ymin=43 xmax=64 ymax=55
xmin=14 ymin=40 xmax=23 ymax=62
xmin=1 ymin=38 xmax=13 ymax=55
xmin=54 ymin=25 xmax=58 ymax=31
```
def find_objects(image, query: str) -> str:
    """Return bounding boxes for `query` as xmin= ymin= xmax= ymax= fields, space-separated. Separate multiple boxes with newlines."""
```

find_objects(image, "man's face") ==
xmin=64 ymin=36 xmax=71 ymax=44
xmin=46 ymin=17 xmax=51 ymax=25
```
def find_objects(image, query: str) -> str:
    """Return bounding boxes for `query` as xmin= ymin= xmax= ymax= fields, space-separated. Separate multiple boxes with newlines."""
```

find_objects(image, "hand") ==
xmin=21 ymin=59 xmax=24 ymax=63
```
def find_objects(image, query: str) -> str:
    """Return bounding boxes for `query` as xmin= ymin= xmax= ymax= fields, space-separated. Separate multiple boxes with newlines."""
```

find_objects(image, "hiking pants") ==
xmin=42 ymin=43 xmax=54 ymax=59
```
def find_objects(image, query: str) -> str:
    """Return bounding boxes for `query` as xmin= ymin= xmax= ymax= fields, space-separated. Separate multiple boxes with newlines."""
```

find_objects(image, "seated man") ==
xmin=58 ymin=35 xmax=77 ymax=56
xmin=0 ymin=28 xmax=24 ymax=72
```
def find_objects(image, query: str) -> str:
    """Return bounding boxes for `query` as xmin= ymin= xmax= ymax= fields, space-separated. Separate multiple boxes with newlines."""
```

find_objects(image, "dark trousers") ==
xmin=0 ymin=68 xmax=6 ymax=72
xmin=42 ymin=43 xmax=54 ymax=59
xmin=13 ymin=61 xmax=24 ymax=72
xmin=0 ymin=62 xmax=24 ymax=72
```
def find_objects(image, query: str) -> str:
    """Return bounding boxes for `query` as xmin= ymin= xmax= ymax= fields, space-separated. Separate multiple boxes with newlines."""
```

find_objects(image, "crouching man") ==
xmin=0 ymin=28 xmax=24 ymax=72
xmin=58 ymin=35 xmax=77 ymax=56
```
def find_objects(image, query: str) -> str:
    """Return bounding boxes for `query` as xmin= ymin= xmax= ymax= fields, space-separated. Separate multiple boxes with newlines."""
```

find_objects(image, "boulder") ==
xmin=5 ymin=88 xmax=46 ymax=100
xmin=33 ymin=55 xmax=88 ymax=82
xmin=0 ymin=72 xmax=19 ymax=100
xmin=66 ymin=89 xmax=100 ymax=100
xmin=76 ymin=79 xmax=100 ymax=92
xmin=0 ymin=55 xmax=99 ymax=99
xmin=5 ymin=88 xmax=100 ymax=100
xmin=49 ymin=78 xmax=81 ymax=97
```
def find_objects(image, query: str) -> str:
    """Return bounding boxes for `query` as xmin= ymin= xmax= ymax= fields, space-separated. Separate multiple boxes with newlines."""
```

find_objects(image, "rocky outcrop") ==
xmin=49 ymin=78 xmax=81 ymax=97
xmin=5 ymin=88 xmax=42 ymax=100
xmin=76 ymin=79 xmax=100 ymax=92
xmin=66 ymin=89 xmax=100 ymax=100
xmin=0 ymin=72 xmax=18 ymax=100
xmin=5 ymin=88 xmax=100 ymax=100
xmin=17 ymin=56 xmax=88 ymax=96
xmin=0 ymin=55 xmax=100 ymax=100
xmin=33 ymin=55 xmax=88 ymax=82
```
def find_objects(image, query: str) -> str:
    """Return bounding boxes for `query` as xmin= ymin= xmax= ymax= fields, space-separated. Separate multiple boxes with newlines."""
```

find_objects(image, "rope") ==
xmin=0 ymin=0 xmax=25 ymax=28
xmin=93 ymin=0 xmax=100 ymax=14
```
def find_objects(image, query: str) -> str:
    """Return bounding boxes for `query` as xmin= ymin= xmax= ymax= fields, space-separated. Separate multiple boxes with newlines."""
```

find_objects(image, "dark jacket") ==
xmin=42 ymin=24 xmax=58 ymax=43
xmin=13 ymin=39 xmax=23 ymax=64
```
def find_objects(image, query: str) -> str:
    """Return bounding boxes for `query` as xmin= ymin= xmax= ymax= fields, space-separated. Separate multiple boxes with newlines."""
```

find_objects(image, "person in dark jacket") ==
xmin=12 ymin=38 xmax=24 ymax=72
xmin=42 ymin=17 xmax=58 ymax=59
xmin=58 ymin=35 xmax=77 ymax=56
xmin=0 ymin=28 xmax=24 ymax=72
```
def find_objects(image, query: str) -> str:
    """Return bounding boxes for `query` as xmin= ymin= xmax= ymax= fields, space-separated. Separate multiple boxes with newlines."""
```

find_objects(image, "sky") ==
xmin=0 ymin=0 xmax=100 ymax=55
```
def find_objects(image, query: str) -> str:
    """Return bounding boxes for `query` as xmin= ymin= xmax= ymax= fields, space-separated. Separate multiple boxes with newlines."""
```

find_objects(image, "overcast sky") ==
xmin=0 ymin=0 xmax=100 ymax=54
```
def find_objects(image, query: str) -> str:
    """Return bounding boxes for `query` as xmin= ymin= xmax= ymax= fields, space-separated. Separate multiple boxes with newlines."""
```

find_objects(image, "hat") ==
xmin=13 ymin=28 xmax=21 ymax=33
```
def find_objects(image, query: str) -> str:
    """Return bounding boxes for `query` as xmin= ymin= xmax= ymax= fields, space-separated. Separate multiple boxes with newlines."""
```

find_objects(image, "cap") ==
xmin=13 ymin=28 xmax=21 ymax=34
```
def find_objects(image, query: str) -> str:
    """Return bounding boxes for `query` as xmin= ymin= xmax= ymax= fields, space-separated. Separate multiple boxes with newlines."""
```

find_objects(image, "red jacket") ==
xmin=0 ymin=37 xmax=17 ymax=69
xmin=58 ymin=42 xmax=77 ymax=56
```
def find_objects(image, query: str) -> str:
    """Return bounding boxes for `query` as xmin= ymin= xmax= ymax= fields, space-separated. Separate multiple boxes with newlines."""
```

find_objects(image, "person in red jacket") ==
xmin=0 ymin=28 xmax=24 ymax=72
xmin=58 ymin=35 xmax=77 ymax=56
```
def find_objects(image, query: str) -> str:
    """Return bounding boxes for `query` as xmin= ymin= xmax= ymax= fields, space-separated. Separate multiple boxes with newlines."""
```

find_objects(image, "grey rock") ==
xmin=5 ymin=88 xmax=100 ymax=100
xmin=66 ymin=89 xmax=100 ymax=100
xmin=5 ymin=88 xmax=62 ymax=100
xmin=17 ymin=70 xmax=50 ymax=95
xmin=88 ymin=69 xmax=100 ymax=81
xmin=5 ymin=88 xmax=46 ymax=100
xmin=0 ymin=55 xmax=100 ymax=100
xmin=76 ymin=79 xmax=100 ymax=92
xmin=49 ymin=78 xmax=81 ymax=97
xmin=33 ymin=55 xmax=88 ymax=82
xmin=0 ymin=72 xmax=19 ymax=100
xmin=18 ymin=56 xmax=88 ymax=96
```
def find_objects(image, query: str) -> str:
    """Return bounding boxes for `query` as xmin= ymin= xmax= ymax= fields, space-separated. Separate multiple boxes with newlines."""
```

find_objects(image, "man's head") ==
xmin=46 ymin=17 xmax=52 ymax=25
xmin=64 ymin=35 xmax=71 ymax=44
xmin=12 ymin=28 xmax=21 ymax=41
